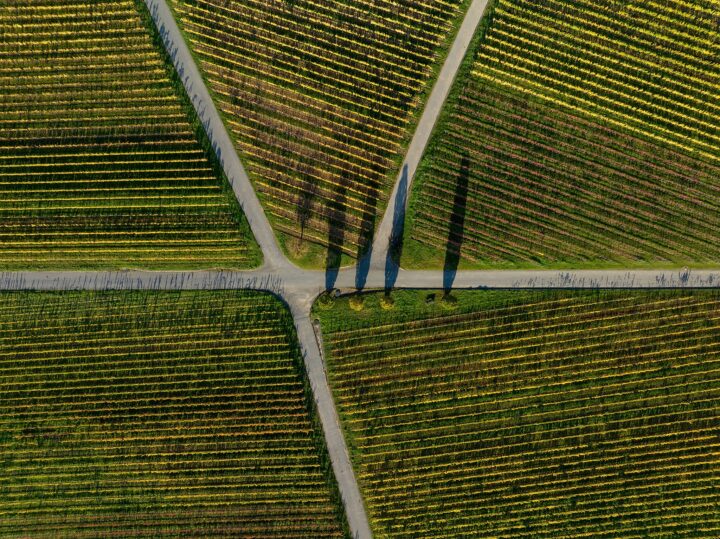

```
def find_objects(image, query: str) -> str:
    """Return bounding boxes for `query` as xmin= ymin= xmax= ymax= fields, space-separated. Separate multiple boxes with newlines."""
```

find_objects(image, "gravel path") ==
xmin=0 ymin=268 xmax=711 ymax=294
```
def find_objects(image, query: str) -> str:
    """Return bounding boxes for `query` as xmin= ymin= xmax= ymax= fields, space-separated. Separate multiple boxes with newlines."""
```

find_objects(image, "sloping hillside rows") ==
xmin=404 ymin=0 xmax=720 ymax=269
xmin=0 ymin=0 xmax=259 ymax=269
xmin=167 ymin=0 xmax=471 ymax=266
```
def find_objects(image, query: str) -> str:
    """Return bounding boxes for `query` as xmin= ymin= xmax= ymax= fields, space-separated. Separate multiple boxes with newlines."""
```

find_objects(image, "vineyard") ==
xmin=0 ymin=291 xmax=346 ymax=537
xmin=404 ymin=0 xmax=720 ymax=269
xmin=166 ymin=0 xmax=470 ymax=265
xmin=0 ymin=0 xmax=259 ymax=270
xmin=317 ymin=290 xmax=720 ymax=538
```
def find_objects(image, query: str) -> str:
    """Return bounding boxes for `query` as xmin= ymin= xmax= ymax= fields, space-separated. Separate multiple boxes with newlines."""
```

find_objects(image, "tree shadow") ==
xmin=354 ymin=183 xmax=379 ymax=291
xmin=443 ymin=153 xmax=471 ymax=294
xmin=325 ymin=182 xmax=347 ymax=290
xmin=296 ymin=174 xmax=319 ymax=245
xmin=385 ymin=165 xmax=409 ymax=293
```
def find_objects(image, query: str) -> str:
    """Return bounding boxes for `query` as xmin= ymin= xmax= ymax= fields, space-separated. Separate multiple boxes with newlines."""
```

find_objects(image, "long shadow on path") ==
xmin=325 ymin=183 xmax=347 ymax=290
xmin=354 ymin=182 xmax=379 ymax=291
xmin=296 ymin=174 xmax=319 ymax=246
xmin=385 ymin=165 xmax=409 ymax=293
xmin=443 ymin=153 xmax=471 ymax=293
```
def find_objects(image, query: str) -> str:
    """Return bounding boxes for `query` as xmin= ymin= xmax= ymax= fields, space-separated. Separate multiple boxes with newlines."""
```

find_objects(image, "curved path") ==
xmin=6 ymin=2 xmax=714 ymax=539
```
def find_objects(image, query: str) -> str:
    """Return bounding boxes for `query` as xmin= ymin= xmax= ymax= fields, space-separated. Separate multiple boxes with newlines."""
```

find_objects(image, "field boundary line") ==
xmin=144 ymin=0 xmax=287 ymax=270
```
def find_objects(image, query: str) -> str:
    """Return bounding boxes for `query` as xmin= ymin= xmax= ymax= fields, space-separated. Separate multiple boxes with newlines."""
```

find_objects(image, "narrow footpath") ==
xmin=370 ymin=0 xmax=492 ymax=267
xmin=140 ymin=0 xmax=496 ymax=536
